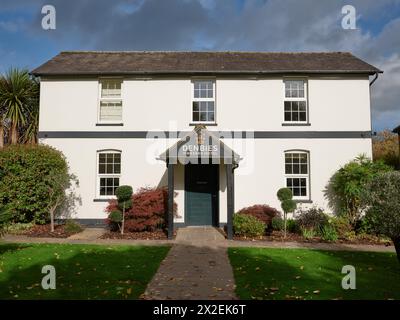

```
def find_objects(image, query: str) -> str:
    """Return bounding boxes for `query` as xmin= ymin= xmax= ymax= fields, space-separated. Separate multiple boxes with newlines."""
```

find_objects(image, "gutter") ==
xmin=369 ymin=72 xmax=379 ymax=86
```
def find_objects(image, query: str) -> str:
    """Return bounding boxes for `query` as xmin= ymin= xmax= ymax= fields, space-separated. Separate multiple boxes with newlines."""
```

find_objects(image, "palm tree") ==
xmin=0 ymin=68 xmax=39 ymax=145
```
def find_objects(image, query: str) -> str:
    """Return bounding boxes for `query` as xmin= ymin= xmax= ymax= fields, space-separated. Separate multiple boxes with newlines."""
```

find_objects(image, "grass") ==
xmin=0 ymin=243 xmax=170 ymax=299
xmin=228 ymin=247 xmax=400 ymax=300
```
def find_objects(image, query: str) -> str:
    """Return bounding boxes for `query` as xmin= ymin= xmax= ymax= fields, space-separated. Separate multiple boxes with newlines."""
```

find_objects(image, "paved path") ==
xmin=142 ymin=227 xmax=237 ymax=300
xmin=67 ymin=227 xmax=106 ymax=240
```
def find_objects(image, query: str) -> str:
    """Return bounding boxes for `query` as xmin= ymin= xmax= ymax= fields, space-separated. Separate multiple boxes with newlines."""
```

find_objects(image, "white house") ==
xmin=32 ymin=51 xmax=382 ymax=239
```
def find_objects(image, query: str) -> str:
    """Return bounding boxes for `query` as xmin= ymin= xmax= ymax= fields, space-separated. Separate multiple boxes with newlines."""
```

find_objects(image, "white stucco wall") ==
xmin=40 ymin=137 xmax=371 ymax=221
xmin=38 ymin=75 xmax=373 ymax=222
xmin=39 ymin=76 xmax=371 ymax=132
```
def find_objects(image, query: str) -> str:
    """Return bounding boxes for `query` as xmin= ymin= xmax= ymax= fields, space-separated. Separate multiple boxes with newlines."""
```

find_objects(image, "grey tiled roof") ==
xmin=31 ymin=51 xmax=382 ymax=76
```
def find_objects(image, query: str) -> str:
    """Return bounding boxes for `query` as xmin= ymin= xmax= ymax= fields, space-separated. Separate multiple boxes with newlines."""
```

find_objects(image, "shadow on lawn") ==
xmin=228 ymin=246 xmax=400 ymax=300
xmin=0 ymin=243 xmax=32 ymax=255
xmin=0 ymin=244 xmax=169 ymax=300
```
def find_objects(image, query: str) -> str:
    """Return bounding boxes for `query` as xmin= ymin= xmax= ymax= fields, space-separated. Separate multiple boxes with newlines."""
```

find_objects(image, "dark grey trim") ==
xmin=282 ymin=123 xmax=311 ymax=127
xmin=39 ymin=130 xmax=372 ymax=139
xmin=93 ymin=198 xmax=112 ymax=202
xmin=167 ymin=163 xmax=174 ymax=240
xmin=294 ymin=200 xmax=313 ymax=204
xmin=189 ymin=123 xmax=218 ymax=126
xmin=174 ymin=222 xmax=227 ymax=228
xmin=96 ymin=123 xmax=124 ymax=127
xmin=56 ymin=218 xmax=107 ymax=227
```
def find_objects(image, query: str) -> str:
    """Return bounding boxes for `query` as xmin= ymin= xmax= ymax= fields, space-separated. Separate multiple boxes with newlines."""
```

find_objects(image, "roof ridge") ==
xmin=59 ymin=50 xmax=352 ymax=55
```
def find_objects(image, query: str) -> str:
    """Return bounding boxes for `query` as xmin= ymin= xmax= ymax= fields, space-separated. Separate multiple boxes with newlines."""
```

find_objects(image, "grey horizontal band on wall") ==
xmin=38 ymin=131 xmax=372 ymax=139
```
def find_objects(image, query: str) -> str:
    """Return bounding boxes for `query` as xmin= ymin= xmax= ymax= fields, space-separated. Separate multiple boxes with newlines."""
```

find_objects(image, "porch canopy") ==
xmin=158 ymin=125 xmax=241 ymax=240
xmin=158 ymin=125 xmax=241 ymax=165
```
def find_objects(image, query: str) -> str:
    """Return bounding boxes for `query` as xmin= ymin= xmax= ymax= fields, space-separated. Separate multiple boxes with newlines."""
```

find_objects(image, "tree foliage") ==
xmin=362 ymin=171 xmax=400 ymax=261
xmin=0 ymin=68 xmax=39 ymax=146
xmin=0 ymin=144 xmax=75 ymax=224
xmin=326 ymin=154 xmax=391 ymax=226
xmin=372 ymin=130 xmax=399 ymax=169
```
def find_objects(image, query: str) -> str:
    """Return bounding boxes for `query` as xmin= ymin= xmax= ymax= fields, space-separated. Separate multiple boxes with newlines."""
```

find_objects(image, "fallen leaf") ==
xmin=127 ymin=288 xmax=132 ymax=295
xmin=313 ymin=290 xmax=320 ymax=294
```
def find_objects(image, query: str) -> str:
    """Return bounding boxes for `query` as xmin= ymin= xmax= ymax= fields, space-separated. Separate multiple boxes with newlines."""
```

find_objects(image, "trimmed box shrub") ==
xmin=0 ymin=145 xmax=72 ymax=224
xmin=271 ymin=216 xmax=284 ymax=231
xmin=237 ymin=204 xmax=279 ymax=227
xmin=233 ymin=213 xmax=266 ymax=237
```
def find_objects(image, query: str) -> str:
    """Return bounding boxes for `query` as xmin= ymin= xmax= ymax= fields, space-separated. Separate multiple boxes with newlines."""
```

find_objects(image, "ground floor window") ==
xmin=97 ymin=150 xmax=121 ymax=197
xmin=284 ymin=151 xmax=309 ymax=199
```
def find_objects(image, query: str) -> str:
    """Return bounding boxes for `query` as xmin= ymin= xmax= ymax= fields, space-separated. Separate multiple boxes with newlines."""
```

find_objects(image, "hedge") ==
xmin=0 ymin=144 xmax=70 ymax=224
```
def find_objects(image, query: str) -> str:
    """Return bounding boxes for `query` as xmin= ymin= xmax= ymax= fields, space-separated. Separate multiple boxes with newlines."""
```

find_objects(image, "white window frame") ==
xmin=284 ymin=150 xmax=310 ymax=200
xmin=191 ymin=79 xmax=216 ymax=124
xmin=96 ymin=150 xmax=122 ymax=199
xmin=98 ymin=79 xmax=123 ymax=124
xmin=283 ymin=79 xmax=308 ymax=124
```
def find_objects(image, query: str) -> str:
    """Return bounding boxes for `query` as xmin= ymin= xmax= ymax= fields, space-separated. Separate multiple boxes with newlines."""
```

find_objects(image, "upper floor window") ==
xmin=192 ymin=80 xmax=215 ymax=123
xmin=99 ymin=79 xmax=123 ymax=123
xmin=284 ymin=151 xmax=310 ymax=199
xmin=284 ymin=80 xmax=308 ymax=123
xmin=97 ymin=150 xmax=121 ymax=198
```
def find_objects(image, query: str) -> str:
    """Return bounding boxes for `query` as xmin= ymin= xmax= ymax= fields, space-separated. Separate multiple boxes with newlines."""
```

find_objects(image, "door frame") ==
xmin=184 ymin=164 xmax=219 ymax=226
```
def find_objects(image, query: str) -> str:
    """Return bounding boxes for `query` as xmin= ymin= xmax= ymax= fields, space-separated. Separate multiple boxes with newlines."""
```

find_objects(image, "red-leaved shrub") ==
xmin=105 ymin=187 xmax=177 ymax=232
xmin=237 ymin=204 xmax=279 ymax=226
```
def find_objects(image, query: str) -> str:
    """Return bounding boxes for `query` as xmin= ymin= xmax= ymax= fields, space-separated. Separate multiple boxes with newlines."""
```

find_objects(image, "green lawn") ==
xmin=0 ymin=243 xmax=170 ymax=299
xmin=228 ymin=247 xmax=400 ymax=300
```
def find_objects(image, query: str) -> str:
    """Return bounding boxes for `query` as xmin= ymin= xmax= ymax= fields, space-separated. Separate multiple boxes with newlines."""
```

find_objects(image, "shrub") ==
xmin=286 ymin=219 xmax=300 ymax=234
xmin=320 ymin=225 xmax=338 ymax=242
xmin=277 ymin=188 xmax=293 ymax=201
xmin=272 ymin=216 xmax=284 ymax=231
xmin=64 ymin=220 xmax=83 ymax=234
xmin=362 ymin=171 xmax=400 ymax=261
xmin=326 ymin=154 xmax=391 ymax=226
xmin=0 ymin=145 xmax=74 ymax=224
xmin=115 ymin=185 xmax=133 ymax=202
xmin=276 ymin=187 xmax=297 ymax=238
xmin=329 ymin=216 xmax=352 ymax=238
xmin=237 ymin=204 xmax=279 ymax=227
xmin=105 ymin=187 xmax=177 ymax=232
xmin=233 ymin=213 xmax=266 ymax=237
xmin=355 ymin=215 xmax=376 ymax=235
xmin=297 ymin=207 xmax=328 ymax=231
xmin=372 ymin=130 xmax=399 ymax=169
xmin=301 ymin=228 xmax=316 ymax=239
xmin=4 ymin=222 xmax=34 ymax=234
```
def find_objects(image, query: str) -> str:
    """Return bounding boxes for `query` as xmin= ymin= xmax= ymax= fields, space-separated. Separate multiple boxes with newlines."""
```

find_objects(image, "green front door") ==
xmin=185 ymin=164 xmax=219 ymax=226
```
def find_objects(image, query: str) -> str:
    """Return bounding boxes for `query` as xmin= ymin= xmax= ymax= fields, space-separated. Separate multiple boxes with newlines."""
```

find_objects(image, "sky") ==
xmin=0 ymin=0 xmax=399 ymax=131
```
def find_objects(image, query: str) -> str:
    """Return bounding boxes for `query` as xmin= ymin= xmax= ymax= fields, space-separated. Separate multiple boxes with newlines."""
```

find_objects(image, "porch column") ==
xmin=226 ymin=164 xmax=234 ymax=240
xmin=167 ymin=162 xmax=174 ymax=240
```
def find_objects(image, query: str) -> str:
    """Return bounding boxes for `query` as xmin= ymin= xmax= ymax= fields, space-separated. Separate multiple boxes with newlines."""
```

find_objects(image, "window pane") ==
xmin=193 ymin=102 xmax=199 ymax=111
xmin=208 ymin=112 xmax=215 ymax=122
xmin=193 ymin=112 xmax=199 ymax=121
xmin=101 ymin=80 xmax=122 ymax=98
xmin=114 ymin=164 xmax=121 ymax=174
xmin=100 ymin=102 xmax=122 ymax=121
xmin=200 ymin=113 xmax=207 ymax=121
xmin=99 ymin=164 xmax=106 ymax=174
xmin=299 ymin=112 xmax=307 ymax=122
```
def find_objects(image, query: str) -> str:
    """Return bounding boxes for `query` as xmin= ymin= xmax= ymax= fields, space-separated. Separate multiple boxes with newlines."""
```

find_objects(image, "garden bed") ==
xmin=100 ymin=230 xmax=171 ymax=240
xmin=233 ymin=231 xmax=392 ymax=246
xmin=19 ymin=224 xmax=83 ymax=238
